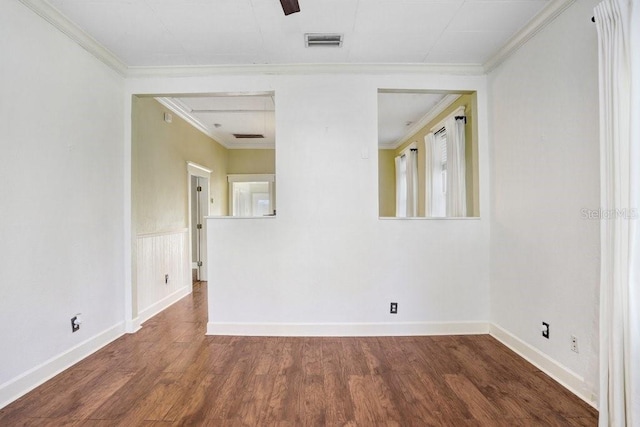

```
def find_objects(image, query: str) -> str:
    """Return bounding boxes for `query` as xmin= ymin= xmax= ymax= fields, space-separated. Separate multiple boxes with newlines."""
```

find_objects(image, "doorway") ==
xmin=188 ymin=162 xmax=211 ymax=281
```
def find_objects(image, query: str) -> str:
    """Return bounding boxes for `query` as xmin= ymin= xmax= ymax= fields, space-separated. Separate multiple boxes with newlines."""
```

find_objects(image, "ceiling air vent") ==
xmin=305 ymin=33 xmax=343 ymax=48
xmin=233 ymin=134 xmax=264 ymax=139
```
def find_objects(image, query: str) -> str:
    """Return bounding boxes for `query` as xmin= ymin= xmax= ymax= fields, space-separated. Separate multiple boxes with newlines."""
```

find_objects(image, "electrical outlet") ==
xmin=542 ymin=322 xmax=550 ymax=339
xmin=71 ymin=314 xmax=81 ymax=333
xmin=165 ymin=274 xmax=169 ymax=284
xmin=390 ymin=302 xmax=398 ymax=314
xmin=571 ymin=335 xmax=579 ymax=353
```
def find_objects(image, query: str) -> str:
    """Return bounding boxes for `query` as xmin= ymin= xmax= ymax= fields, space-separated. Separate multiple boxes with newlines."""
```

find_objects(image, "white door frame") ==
xmin=187 ymin=161 xmax=211 ymax=281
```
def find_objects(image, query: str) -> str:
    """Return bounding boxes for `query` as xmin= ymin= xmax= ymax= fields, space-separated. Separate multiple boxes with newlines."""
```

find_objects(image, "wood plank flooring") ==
xmin=0 ymin=282 xmax=598 ymax=426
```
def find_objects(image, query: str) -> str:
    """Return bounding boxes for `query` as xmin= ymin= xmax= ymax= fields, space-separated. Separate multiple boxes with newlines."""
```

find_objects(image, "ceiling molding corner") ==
xmin=18 ymin=0 xmax=127 ymax=76
xmin=155 ymin=97 xmax=231 ymax=148
xmin=483 ymin=0 xmax=577 ymax=73
xmin=388 ymin=94 xmax=461 ymax=150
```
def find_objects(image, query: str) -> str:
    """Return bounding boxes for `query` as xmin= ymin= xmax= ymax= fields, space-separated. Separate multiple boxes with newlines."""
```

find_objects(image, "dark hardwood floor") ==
xmin=0 ymin=282 xmax=597 ymax=426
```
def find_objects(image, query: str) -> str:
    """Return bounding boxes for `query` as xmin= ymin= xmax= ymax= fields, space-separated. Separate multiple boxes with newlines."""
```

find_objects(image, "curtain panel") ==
xmin=595 ymin=0 xmax=639 ymax=425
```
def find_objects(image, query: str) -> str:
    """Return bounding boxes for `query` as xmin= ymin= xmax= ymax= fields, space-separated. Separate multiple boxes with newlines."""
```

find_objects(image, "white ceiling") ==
xmin=378 ymin=92 xmax=450 ymax=148
xmin=158 ymin=94 xmax=276 ymax=148
xmin=47 ymin=0 xmax=549 ymax=67
xmin=41 ymin=0 xmax=551 ymax=148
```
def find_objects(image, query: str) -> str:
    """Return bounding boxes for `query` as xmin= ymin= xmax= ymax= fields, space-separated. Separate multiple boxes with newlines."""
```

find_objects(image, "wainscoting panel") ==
xmin=136 ymin=229 xmax=191 ymax=323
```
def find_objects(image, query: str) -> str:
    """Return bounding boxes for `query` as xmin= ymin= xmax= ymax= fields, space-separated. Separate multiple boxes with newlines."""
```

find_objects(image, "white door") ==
xmin=188 ymin=163 xmax=211 ymax=282
xmin=191 ymin=176 xmax=209 ymax=281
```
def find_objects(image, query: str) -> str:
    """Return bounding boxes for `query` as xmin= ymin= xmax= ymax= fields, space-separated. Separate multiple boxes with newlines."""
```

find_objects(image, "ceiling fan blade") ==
xmin=280 ymin=0 xmax=300 ymax=15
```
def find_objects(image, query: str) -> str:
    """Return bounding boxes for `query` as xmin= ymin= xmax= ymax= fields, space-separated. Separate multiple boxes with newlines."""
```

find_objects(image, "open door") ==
xmin=188 ymin=163 xmax=211 ymax=281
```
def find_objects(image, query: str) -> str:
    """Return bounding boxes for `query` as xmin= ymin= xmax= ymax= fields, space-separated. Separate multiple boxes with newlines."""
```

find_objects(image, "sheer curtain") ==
xmin=595 ymin=0 xmax=640 ymax=425
xmin=406 ymin=149 xmax=418 ymax=217
xmin=395 ymin=155 xmax=406 ymax=217
xmin=395 ymin=149 xmax=418 ymax=217
xmin=630 ymin=1 xmax=640 ymax=423
xmin=424 ymin=133 xmax=436 ymax=217
xmin=445 ymin=116 xmax=467 ymax=217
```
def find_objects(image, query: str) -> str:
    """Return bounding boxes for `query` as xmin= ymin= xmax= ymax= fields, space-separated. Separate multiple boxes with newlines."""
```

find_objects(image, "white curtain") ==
xmin=424 ymin=132 xmax=436 ymax=217
xmin=406 ymin=149 xmax=418 ymax=217
xmin=394 ymin=150 xmax=418 ymax=217
xmin=395 ymin=155 xmax=406 ymax=217
xmin=445 ymin=116 xmax=467 ymax=217
xmin=630 ymin=2 xmax=640 ymax=424
xmin=595 ymin=0 xmax=640 ymax=425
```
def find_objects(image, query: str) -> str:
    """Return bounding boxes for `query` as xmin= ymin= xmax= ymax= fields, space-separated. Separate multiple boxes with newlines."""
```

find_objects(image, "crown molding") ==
xmin=18 ymin=0 xmax=127 ymax=76
xmin=21 ymin=0 xmax=574 ymax=80
xmin=155 ymin=97 xmax=229 ymax=147
xmin=125 ymin=63 xmax=486 ymax=78
xmin=155 ymin=97 xmax=211 ymax=138
xmin=379 ymin=94 xmax=461 ymax=150
xmin=155 ymin=97 xmax=275 ymax=150
xmin=483 ymin=0 xmax=577 ymax=73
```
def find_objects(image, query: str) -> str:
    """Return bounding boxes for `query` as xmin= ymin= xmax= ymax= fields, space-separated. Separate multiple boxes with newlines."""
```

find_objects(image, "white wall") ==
xmin=0 ymin=0 xmax=601 ymax=410
xmin=0 ymin=0 xmax=124 ymax=407
xmin=121 ymin=71 xmax=489 ymax=336
xmin=488 ymin=0 xmax=600 ymax=403
xmin=136 ymin=230 xmax=190 ymax=322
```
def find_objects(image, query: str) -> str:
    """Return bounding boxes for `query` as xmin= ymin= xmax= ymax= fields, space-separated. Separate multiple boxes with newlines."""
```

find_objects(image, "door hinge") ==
xmin=196 ymin=186 xmax=202 ymax=192
xmin=197 ymin=261 xmax=203 ymax=267
xmin=197 ymin=224 xmax=202 ymax=229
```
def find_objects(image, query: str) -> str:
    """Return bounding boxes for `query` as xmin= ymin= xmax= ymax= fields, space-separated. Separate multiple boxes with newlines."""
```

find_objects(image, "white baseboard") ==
xmin=0 ymin=322 xmax=125 ymax=410
xmin=207 ymin=321 xmax=489 ymax=337
xmin=489 ymin=323 xmax=598 ymax=409
xmin=125 ymin=317 xmax=142 ymax=333
xmin=137 ymin=285 xmax=192 ymax=325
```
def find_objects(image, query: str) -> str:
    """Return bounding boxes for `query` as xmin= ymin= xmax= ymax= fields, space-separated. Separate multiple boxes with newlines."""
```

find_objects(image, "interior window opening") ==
xmin=377 ymin=90 xmax=479 ymax=218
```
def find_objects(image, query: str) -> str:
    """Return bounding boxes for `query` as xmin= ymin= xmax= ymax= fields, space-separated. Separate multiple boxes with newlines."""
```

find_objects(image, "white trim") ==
xmin=205 ymin=215 xmax=277 ymax=220
xmin=187 ymin=161 xmax=212 ymax=176
xmin=382 ymin=94 xmax=462 ymax=150
xmin=431 ymin=105 xmax=466 ymax=134
xmin=138 ymin=285 xmax=192 ymax=325
xmin=489 ymin=323 xmax=598 ymax=409
xmin=18 ymin=0 xmax=571 ymax=78
xmin=136 ymin=228 xmax=189 ymax=238
xmin=155 ymin=97 xmax=276 ymax=150
xmin=207 ymin=321 xmax=489 ymax=337
xmin=0 ymin=322 xmax=125 ymax=409
xmin=124 ymin=91 xmax=134 ymax=333
xmin=127 ymin=63 xmax=486 ymax=78
xmin=17 ymin=0 xmax=127 ymax=76
xmin=125 ymin=317 xmax=141 ymax=333
xmin=378 ymin=216 xmax=480 ymax=220
xmin=187 ymin=166 xmax=210 ymax=281
xmin=483 ymin=0 xmax=577 ymax=72
xmin=227 ymin=174 xmax=275 ymax=183
xmin=155 ymin=97 xmax=223 ymax=146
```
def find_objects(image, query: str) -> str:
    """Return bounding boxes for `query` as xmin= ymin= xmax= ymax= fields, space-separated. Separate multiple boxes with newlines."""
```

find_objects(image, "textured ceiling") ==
xmin=47 ymin=0 xmax=549 ymax=67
